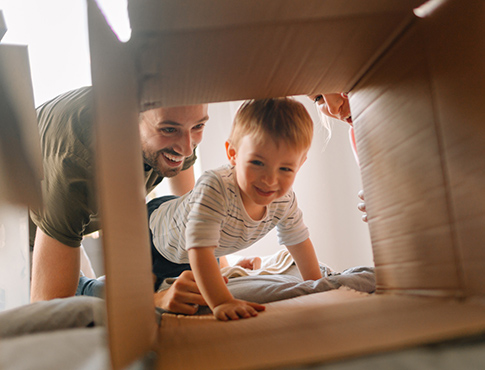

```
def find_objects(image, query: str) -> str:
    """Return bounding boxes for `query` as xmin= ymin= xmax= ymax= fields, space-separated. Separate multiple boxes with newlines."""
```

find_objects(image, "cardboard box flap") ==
xmin=157 ymin=291 xmax=485 ymax=370
xmin=0 ymin=44 xmax=42 ymax=207
xmin=87 ymin=1 xmax=158 ymax=369
xmin=352 ymin=0 xmax=485 ymax=298
xmin=128 ymin=0 xmax=425 ymax=33
xmin=126 ymin=0 xmax=425 ymax=109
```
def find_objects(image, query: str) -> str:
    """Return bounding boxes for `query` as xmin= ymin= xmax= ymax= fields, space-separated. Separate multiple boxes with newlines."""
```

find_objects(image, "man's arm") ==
xmin=166 ymin=167 xmax=195 ymax=196
xmin=30 ymin=228 xmax=81 ymax=301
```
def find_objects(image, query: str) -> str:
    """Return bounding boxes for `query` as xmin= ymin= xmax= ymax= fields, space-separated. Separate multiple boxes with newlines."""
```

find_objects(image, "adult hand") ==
xmin=235 ymin=256 xmax=262 ymax=270
xmin=358 ymin=189 xmax=368 ymax=223
xmin=153 ymin=270 xmax=207 ymax=314
xmin=308 ymin=93 xmax=353 ymax=125
xmin=213 ymin=299 xmax=265 ymax=321
xmin=153 ymin=270 xmax=230 ymax=314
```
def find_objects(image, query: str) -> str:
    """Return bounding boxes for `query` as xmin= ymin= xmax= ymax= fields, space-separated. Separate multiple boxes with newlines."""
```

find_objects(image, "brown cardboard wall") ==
xmin=0 ymin=45 xmax=42 ymax=208
xmin=127 ymin=0 xmax=423 ymax=110
xmin=352 ymin=0 xmax=485 ymax=298
xmin=423 ymin=1 xmax=485 ymax=297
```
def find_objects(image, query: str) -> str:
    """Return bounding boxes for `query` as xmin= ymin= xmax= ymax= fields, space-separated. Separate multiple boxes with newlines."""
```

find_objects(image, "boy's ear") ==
xmin=225 ymin=141 xmax=237 ymax=165
xmin=298 ymin=155 xmax=308 ymax=169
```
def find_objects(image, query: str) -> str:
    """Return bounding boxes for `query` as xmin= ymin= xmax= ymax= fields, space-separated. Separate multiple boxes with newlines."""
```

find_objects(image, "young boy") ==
xmin=148 ymin=98 xmax=322 ymax=321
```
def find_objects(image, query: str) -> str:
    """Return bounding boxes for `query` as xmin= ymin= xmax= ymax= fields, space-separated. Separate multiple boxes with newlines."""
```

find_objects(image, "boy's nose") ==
xmin=261 ymin=171 xmax=277 ymax=186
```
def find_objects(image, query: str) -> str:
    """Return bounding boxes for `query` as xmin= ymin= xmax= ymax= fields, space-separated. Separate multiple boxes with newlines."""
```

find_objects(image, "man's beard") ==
xmin=143 ymin=149 xmax=182 ymax=178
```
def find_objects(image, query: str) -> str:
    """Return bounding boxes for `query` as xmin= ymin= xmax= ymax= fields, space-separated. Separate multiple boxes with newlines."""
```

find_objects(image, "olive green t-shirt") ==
xmin=29 ymin=87 xmax=196 ymax=248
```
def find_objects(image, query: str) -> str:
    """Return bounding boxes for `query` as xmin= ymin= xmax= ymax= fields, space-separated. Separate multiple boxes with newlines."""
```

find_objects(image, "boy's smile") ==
xmin=226 ymin=134 xmax=307 ymax=219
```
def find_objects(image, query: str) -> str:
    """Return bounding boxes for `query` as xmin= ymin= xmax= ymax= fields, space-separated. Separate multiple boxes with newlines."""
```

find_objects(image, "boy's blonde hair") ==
xmin=228 ymin=98 xmax=314 ymax=152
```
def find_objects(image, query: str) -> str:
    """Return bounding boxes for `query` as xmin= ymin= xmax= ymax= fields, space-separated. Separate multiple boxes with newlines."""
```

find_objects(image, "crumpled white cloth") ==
xmin=158 ymin=249 xmax=334 ymax=292
xmin=220 ymin=249 xmax=332 ymax=278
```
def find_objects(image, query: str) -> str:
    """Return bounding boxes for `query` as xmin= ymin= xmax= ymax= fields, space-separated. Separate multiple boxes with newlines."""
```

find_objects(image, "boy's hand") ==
xmin=213 ymin=299 xmax=265 ymax=321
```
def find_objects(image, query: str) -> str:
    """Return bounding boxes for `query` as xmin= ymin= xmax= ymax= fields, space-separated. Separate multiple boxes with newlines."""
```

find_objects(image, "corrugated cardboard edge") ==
xmin=87 ymin=1 xmax=158 ymax=369
xmin=157 ymin=290 xmax=485 ymax=370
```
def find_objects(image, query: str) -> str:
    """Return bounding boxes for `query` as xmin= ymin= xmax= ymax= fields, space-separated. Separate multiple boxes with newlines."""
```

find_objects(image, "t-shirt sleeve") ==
xmin=276 ymin=192 xmax=310 ymax=247
xmin=185 ymin=170 xmax=227 ymax=249
xmin=30 ymin=153 xmax=94 ymax=248
xmin=30 ymin=87 xmax=96 ymax=248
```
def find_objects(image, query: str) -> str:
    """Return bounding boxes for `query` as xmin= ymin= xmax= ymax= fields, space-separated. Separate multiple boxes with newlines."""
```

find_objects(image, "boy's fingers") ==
xmin=248 ymin=302 xmax=265 ymax=312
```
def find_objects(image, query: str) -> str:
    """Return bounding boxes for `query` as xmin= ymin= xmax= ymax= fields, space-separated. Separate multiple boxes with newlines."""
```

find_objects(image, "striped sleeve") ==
xmin=185 ymin=170 xmax=228 ymax=249
xmin=275 ymin=192 xmax=309 ymax=246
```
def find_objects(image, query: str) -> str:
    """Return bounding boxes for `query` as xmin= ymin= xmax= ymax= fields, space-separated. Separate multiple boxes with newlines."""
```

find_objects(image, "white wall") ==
xmin=0 ymin=204 xmax=30 ymax=310
xmin=198 ymin=98 xmax=374 ymax=271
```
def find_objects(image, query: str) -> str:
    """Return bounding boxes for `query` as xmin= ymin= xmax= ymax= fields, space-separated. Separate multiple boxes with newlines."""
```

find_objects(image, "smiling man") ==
xmin=29 ymin=86 xmax=209 ymax=309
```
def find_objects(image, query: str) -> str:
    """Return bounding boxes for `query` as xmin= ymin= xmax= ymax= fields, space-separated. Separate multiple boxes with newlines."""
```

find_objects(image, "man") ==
xmin=29 ymin=86 xmax=209 ymax=313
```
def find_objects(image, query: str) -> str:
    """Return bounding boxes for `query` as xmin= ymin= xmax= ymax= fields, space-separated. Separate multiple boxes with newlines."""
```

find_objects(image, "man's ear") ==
xmin=225 ymin=141 xmax=237 ymax=165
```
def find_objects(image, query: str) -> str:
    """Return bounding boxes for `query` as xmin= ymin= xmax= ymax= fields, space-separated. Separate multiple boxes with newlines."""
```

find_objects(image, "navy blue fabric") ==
xmin=147 ymin=196 xmax=192 ymax=290
xmin=76 ymin=276 xmax=104 ymax=298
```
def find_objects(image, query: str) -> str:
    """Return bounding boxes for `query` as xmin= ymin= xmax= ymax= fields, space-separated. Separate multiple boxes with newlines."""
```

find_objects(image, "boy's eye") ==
xmin=280 ymin=167 xmax=293 ymax=172
xmin=193 ymin=123 xmax=205 ymax=130
xmin=250 ymin=160 xmax=264 ymax=166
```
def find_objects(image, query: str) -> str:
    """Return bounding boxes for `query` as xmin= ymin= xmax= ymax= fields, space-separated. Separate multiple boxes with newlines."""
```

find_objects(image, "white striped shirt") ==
xmin=149 ymin=164 xmax=309 ymax=263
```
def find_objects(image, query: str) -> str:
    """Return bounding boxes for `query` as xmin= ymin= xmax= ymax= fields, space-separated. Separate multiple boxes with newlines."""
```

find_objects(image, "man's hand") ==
xmin=153 ymin=270 xmax=207 ymax=314
xmin=235 ymin=256 xmax=262 ymax=270
xmin=213 ymin=299 xmax=265 ymax=321
xmin=153 ymin=270 xmax=229 ymax=314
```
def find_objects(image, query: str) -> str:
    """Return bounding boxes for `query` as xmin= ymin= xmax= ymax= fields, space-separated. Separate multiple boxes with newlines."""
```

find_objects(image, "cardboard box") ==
xmin=86 ymin=0 xmax=485 ymax=369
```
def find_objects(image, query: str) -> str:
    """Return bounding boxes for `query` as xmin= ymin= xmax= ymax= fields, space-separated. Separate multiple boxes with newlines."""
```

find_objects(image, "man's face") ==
xmin=139 ymin=104 xmax=209 ymax=178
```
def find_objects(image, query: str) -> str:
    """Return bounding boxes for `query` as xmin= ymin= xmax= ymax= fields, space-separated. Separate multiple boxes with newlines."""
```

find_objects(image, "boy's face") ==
xmin=226 ymin=134 xmax=307 ymax=217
